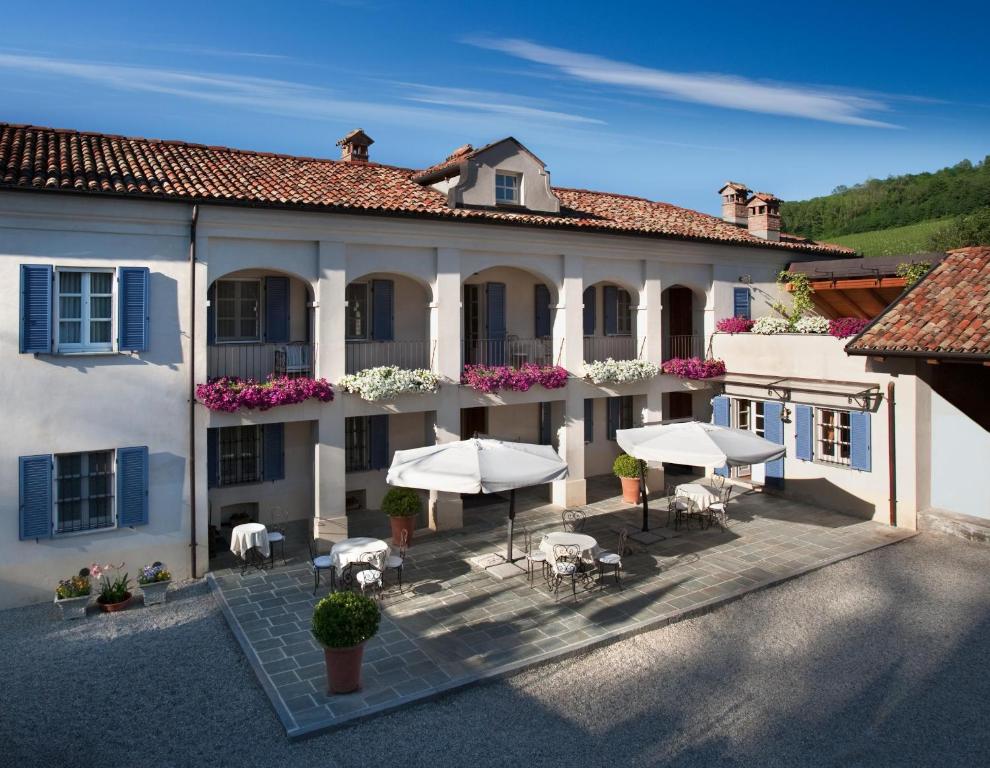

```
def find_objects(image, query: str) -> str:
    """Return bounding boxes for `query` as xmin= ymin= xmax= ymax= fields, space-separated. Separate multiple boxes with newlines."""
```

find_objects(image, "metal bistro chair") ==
xmin=307 ymin=537 xmax=335 ymax=595
xmin=550 ymin=544 xmax=582 ymax=602
xmin=709 ymin=474 xmax=726 ymax=493
xmin=521 ymin=526 xmax=549 ymax=587
xmin=266 ymin=506 xmax=287 ymax=567
xmin=706 ymin=484 xmax=734 ymax=531
xmin=355 ymin=551 xmax=385 ymax=600
xmin=384 ymin=528 xmax=408 ymax=592
xmin=596 ymin=528 xmax=629 ymax=590
xmin=667 ymin=485 xmax=698 ymax=531
xmin=562 ymin=509 xmax=586 ymax=533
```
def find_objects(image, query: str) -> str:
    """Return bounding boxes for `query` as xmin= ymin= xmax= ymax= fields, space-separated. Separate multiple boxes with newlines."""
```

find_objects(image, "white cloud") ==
xmin=399 ymin=83 xmax=604 ymax=124
xmin=470 ymin=38 xmax=900 ymax=128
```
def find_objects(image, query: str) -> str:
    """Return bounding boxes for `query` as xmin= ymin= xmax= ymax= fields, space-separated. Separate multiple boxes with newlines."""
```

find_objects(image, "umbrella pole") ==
xmin=506 ymin=488 xmax=516 ymax=562
xmin=639 ymin=461 xmax=649 ymax=532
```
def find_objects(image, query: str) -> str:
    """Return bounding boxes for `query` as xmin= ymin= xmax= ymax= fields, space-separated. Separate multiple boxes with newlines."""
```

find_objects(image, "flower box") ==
xmin=584 ymin=358 xmax=659 ymax=385
xmin=196 ymin=376 xmax=334 ymax=412
xmin=139 ymin=580 xmax=171 ymax=606
xmin=338 ymin=366 xmax=440 ymax=401
xmin=53 ymin=594 xmax=90 ymax=621
xmin=461 ymin=364 xmax=568 ymax=394
xmin=661 ymin=357 xmax=726 ymax=379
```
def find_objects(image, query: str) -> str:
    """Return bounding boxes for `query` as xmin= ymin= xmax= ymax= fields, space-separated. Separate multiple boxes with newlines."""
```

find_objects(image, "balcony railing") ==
xmin=464 ymin=337 xmax=557 ymax=367
xmin=583 ymin=335 xmax=638 ymax=363
xmin=663 ymin=334 xmax=703 ymax=361
xmin=345 ymin=339 xmax=434 ymax=374
xmin=208 ymin=342 xmax=315 ymax=380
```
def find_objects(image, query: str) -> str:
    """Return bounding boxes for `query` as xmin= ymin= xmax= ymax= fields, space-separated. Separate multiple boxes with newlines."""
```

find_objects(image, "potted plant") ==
xmin=381 ymin=487 xmax=421 ymax=546
xmin=137 ymin=562 xmax=172 ymax=606
xmin=311 ymin=591 xmax=381 ymax=694
xmin=613 ymin=454 xmax=645 ymax=505
xmin=91 ymin=562 xmax=133 ymax=613
xmin=54 ymin=568 xmax=92 ymax=620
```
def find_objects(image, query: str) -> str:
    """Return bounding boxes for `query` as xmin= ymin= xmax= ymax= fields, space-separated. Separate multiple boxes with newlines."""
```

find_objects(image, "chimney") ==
xmin=746 ymin=192 xmax=781 ymax=241
xmin=336 ymin=129 xmax=374 ymax=163
xmin=719 ymin=181 xmax=751 ymax=226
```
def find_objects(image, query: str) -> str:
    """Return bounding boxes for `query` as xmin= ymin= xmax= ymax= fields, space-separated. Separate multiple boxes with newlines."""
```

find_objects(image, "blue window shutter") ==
xmin=539 ymin=403 xmax=552 ymax=445
xmin=263 ymin=423 xmax=285 ymax=481
xmin=534 ymin=284 xmax=551 ymax=338
xmin=603 ymin=285 xmax=618 ymax=335
xmin=206 ymin=282 xmax=216 ymax=346
xmin=712 ymin=396 xmax=730 ymax=477
xmin=19 ymin=454 xmax=52 ymax=539
xmin=795 ymin=405 xmax=813 ymax=461
xmin=583 ymin=286 xmax=596 ymax=336
xmin=850 ymin=411 xmax=872 ymax=471
xmin=763 ymin=401 xmax=785 ymax=488
xmin=607 ymin=397 xmax=621 ymax=440
xmin=369 ymin=415 xmax=389 ymax=470
xmin=20 ymin=264 xmax=52 ymax=354
xmin=733 ymin=287 xmax=751 ymax=320
xmin=117 ymin=446 xmax=149 ymax=527
xmin=486 ymin=282 xmax=507 ymax=365
xmin=207 ymin=428 xmax=219 ymax=489
xmin=118 ymin=267 xmax=150 ymax=351
xmin=264 ymin=276 xmax=290 ymax=343
xmin=584 ymin=399 xmax=594 ymax=443
xmin=371 ymin=279 xmax=394 ymax=341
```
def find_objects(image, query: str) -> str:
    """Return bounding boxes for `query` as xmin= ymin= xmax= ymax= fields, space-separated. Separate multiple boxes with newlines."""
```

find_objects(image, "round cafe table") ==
xmin=330 ymin=537 xmax=390 ymax=571
xmin=539 ymin=531 xmax=600 ymax=565
xmin=675 ymin=482 xmax=719 ymax=511
xmin=230 ymin=522 xmax=270 ymax=559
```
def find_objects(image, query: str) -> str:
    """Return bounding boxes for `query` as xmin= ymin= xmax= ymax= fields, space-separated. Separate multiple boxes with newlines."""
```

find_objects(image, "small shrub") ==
xmin=751 ymin=316 xmax=792 ymax=335
xmin=715 ymin=316 xmax=755 ymax=334
xmin=794 ymin=316 xmax=830 ymax=334
xmin=613 ymin=453 xmax=645 ymax=478
xmin=312 ymin=591 xmax=381 ymax=649
xmin=381 ymin=487 xmax=422 ymax=518
xmin=829 ymin=317 xmax=871 ymax=339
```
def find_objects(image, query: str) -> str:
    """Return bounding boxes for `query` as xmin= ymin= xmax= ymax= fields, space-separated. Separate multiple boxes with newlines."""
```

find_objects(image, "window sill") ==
xmin=51 ymin=350 xmax=123 ymax=357
xmin=54 ymin=525 xmax=119 ymax=538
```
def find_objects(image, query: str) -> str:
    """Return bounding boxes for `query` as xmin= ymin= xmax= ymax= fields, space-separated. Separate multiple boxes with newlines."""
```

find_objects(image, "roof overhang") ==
xmin=710 ymin=372 xmax=882 ymax=410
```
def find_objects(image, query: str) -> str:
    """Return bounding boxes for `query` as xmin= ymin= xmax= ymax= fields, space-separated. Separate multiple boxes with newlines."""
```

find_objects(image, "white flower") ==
xmin=584 ymin=358 xmax=660 ymax=385
xmin=338 ymin=366 xmax=440 ymax=401
xmin=751 ymin=317 xmax=792 ymax=335
xmin=794 ymin=315 xmax=830 ymax=334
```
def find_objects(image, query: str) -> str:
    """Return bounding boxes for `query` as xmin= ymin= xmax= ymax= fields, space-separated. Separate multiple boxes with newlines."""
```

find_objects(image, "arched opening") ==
xmin=661 ymin=284 xmax=705 ymax=360
xmin=344 ymin=272 xmax=431 ymax=373
xmin=206 ymin=269 xmax=315 ymax=380
xmin=462 ymin=266 xmax=558 ymax=367
xmin=583 ymin=280 xmax=639 ymax=363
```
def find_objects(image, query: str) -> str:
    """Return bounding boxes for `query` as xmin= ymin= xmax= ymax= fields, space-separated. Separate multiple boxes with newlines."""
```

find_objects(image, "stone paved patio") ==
xmin=208 ymin=478 xmax=914 ymax=738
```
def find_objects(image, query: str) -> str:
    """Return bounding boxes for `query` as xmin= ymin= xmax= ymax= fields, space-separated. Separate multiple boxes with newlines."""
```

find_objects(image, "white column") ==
xmin=428 ymin=247 xmax=464 ymax=530
xmin=314 ymin=241 xmax=348 ymax=542
xmin=552 ymin=253 xmax=587 ymax=507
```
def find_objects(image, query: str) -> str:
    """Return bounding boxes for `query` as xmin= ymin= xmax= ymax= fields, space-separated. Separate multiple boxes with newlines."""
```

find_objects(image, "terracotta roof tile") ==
xmin=846 ymin=247 xmax=990 ymax=360
xmin=0 ymin=123 xmax=852 ymax=255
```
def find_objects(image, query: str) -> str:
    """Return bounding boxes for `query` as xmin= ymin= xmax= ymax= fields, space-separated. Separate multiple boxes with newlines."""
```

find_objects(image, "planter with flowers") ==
xmin=54 ymin=568 xmax=92 ymax=620
xmin=585 ymin=358 xmax=660 ymax=385
xmin=91 ymin=562 xmax=133 ymax=612
xmin=461 ymin=363 xmax=568 ymax=394
xmin=715 ymin=316 xmax=755 ymax=334
xmin=137 ymin=562 xmax=172 ymax=606
xmin=312 ymin=591 xmax=381 ymax=694
xmin=196 ymin=376 xmax=334 ymax=413
xmin=338 ymin=366 xmax=440 ymax=402
xmin=661 ymin=357 xmax=726 ymax=380
xmin=830 ymin=317 xmax=870 ymax=339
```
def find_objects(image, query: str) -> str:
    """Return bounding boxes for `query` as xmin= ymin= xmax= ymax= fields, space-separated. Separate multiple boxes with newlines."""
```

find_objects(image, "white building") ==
xmin=2 ymin=122 xmax=866 ymax=608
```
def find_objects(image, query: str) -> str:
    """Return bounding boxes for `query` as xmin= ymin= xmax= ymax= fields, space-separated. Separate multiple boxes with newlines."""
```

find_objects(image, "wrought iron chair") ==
xmin=562 ymin=509 xmax=586 ymax=533
xmin=667 ymin=484 xmax=698 ymax=531
xmin=550 ymin=544 xmax=581 ymax=602
xmin=307 ymin=537 xmax=334 ymax=595
xmin=354 ymin=551 xmax=385 ymax=600
xmin=266 ymin=506 xmax=287 ymax=567
xmin=596 ymin=528 xmax=629 ymax=590
xmin=384 ymin=528 xmax=407 ymax=592
xmin=705 ymin=484 xmax=734 ymax=531
xmin=709 ymin=474 xmax=726 ymax=493
xmin=521 ymin=526 xmax=549 ymax=587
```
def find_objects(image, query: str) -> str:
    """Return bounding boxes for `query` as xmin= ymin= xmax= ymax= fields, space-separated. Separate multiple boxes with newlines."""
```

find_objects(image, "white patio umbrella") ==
xmin=386 ymin=438 xmax=569 ymax=561
xmin=616 ymin=421 xmax=786 ymax=532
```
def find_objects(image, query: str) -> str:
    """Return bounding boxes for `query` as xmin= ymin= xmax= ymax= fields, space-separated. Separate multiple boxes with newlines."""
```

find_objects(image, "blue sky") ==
xmin=1 ymin=0 xmax=987 ymax=213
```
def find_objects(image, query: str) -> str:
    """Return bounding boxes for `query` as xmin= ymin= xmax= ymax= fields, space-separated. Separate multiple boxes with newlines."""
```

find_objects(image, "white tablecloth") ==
xmin=675 ymin=483 xmax=719 ymax=511
xmin=539 ymin=532 xmax=600 ymax=564
xmin=330 ymin=537 xmax=390 ymax=570
xmin=230 ymin=523 xmax=270 ymax=559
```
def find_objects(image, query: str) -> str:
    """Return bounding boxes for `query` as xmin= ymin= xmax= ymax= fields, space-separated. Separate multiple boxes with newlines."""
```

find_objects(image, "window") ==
xmin=215 ymin=279 xmax=260 ymax=342
xmin=607 ymin=395 xmax=634 ymax=440
xmin=346 ymin=283 xmax=369 ymax=340
xmin=218 ymin=426 xmax=263 ymax=486
xmin=616 ymin=289 xmax=632 ymax=335
xmin=815 ymin=408 xmax=851 ymax=466
xmin=735 ymin=399 xmax=751 ymax=431
xmin=495 ymin=171 xmax=521 ymax=204
xmin=55 ymin=450 xmax=115 ymax=534
xmin=56 ymin=269 xmax=113 ymax=351
xmin=754 ymin=401 xmax=765 ymax=437
xmin=346 ymin=416 xmax=370 ymax=472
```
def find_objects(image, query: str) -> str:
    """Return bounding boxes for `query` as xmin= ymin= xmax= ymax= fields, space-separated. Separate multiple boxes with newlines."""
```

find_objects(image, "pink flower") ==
xmin=661 ymin=357 xmax=726 ymax=380
xmin=461 ymin=364 xmax=569 ymax=394
xmin=828 ymin=317 xmax=870 ymax=339
xmin=716 ymin=316 xmax=755 ymax=334
xmin=196 ymin=376 xmax=335 ymax=412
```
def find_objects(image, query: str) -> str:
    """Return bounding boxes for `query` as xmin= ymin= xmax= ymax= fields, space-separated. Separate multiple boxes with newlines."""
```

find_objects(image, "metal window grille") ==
xmin=815 ymin=408 xmax=851 ymax=466
xmin=55 ymin=450 xmax=115 ymax=533
xmin=345 ymin=417 xmax=370 ymax=473
xmin=219 ymin=425 xmax=263 ymax=486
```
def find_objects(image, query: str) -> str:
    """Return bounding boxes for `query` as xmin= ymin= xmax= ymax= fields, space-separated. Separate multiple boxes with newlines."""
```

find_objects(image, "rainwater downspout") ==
xmin=887 ymin=381 xmax=897 ymax=527
xmin=189 ymin=204 xmax=200 ymax=576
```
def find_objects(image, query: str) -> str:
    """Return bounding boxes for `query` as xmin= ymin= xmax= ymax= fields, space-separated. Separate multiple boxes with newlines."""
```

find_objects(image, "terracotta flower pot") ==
xmin=97 ymin=592 xmax=133 ymax=613
xmin=324 ymin=642 xmax=366 ymax=694
xmin=389 ymin=515 xmax=416 ymax=547
xmin=619 ymin=476 xmax=641 ymax=505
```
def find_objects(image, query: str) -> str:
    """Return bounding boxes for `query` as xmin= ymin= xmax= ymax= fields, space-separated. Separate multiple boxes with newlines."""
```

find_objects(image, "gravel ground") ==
xmin=3 ymin=532 xmax=988 ymax=768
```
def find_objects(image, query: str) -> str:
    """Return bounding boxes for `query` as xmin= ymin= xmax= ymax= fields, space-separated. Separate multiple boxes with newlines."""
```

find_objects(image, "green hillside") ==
xmin=827 ymin=218 xmax=952 ymax=257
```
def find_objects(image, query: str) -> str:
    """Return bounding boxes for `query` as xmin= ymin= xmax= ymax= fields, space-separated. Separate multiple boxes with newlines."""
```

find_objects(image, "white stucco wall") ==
xmin=930 ymin=391 xmax=990 ymax=519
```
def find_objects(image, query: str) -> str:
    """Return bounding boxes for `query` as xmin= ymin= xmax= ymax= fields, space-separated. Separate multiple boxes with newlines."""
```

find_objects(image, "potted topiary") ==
xmin=54 ymin=568 xmax=92 ymax=620
xmin=381 ymin=487 xmax=422 ymax=546
xmin=137 ymin=562 xmax=172 ymax=606
xmin=90 ymin=562 xmax=133 ymax=613
xmin=311 ymin=591 xmax=381 ymax=694
xmin=613 ymin=454 xmax=645 ymax=505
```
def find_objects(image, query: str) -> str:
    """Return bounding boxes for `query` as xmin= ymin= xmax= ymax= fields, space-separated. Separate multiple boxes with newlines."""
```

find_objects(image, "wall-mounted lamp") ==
xmin=780 ymin=406 xmax=792 ymax=423
xmin=738 ymin=274 xmax=753 ymax=284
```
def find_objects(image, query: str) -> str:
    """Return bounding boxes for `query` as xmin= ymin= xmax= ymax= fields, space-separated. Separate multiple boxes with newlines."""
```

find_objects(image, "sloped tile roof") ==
xmin=846 ymin=247 xmax=990 ymax=360
xmin=0 ymin=123 xmax=853 ymax=255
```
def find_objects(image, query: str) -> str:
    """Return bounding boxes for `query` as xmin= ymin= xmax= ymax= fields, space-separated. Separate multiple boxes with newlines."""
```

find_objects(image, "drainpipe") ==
xmin=189 ymin=204 xmax=200 ymax=576
xmin=887 ymin=381 xmax=897 ymax=527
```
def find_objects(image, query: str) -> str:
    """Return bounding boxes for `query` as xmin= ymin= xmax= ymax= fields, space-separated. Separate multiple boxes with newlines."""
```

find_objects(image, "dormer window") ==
xmin=495 ymin=171 xmax=521 ymax=205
